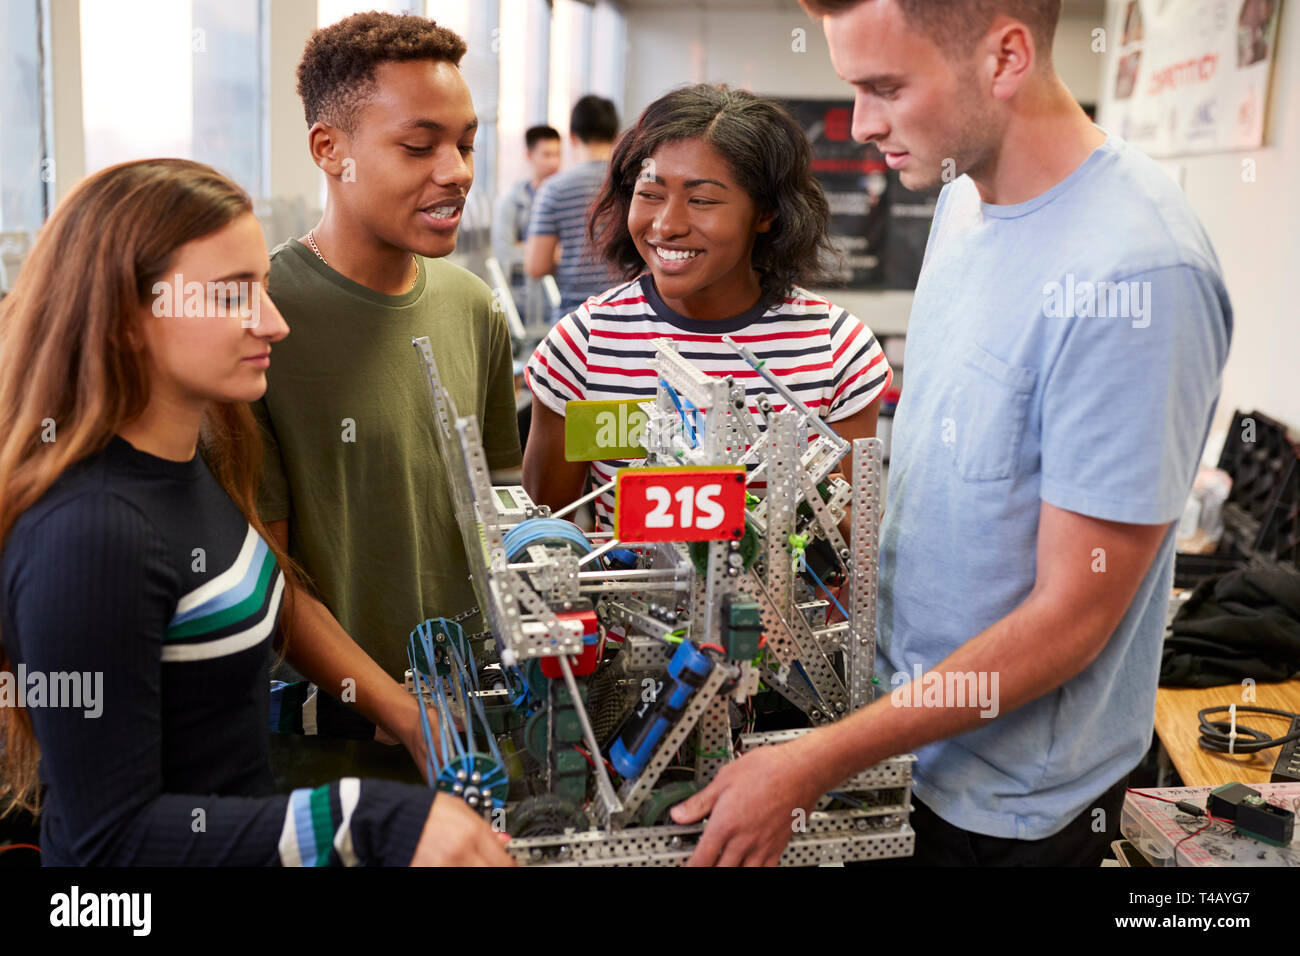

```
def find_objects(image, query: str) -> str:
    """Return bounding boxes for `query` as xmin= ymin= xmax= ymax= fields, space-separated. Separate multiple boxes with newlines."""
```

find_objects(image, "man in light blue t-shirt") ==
xmin=674 ymin=0 xmax=1232 ymax=866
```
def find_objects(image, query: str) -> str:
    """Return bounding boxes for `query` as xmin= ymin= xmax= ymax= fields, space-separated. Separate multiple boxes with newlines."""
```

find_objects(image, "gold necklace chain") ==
xmin=306 ymin=230 xmax=418 ymax=292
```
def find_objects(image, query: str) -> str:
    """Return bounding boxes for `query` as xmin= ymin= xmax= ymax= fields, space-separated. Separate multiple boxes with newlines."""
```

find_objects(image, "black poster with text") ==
xmin=782 ymin=99 xmax=938 ymax=290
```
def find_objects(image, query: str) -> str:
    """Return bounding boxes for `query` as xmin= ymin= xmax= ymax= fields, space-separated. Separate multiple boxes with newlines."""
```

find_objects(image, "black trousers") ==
xmin=856 ymin=772 xmax=1130 ymax=866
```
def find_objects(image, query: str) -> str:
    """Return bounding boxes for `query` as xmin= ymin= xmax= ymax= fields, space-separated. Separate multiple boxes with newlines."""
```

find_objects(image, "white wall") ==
xmin=1097 ymin=0 xmax=1299 ymax=438
xmin=48 ymin=0 xmax=85 ymax=206
xmin=625 ymin=7 xmax=1105 ymax=115
xmin=622 ymin=5 xmax=1109 ymax=335
xmin=1053 ymin=14 xmax=1107 ymax=106
xmin=267 ymin=0 xmax=321 ymax=210
xmin=1171 ymin=10 xmax=1300 ymax=438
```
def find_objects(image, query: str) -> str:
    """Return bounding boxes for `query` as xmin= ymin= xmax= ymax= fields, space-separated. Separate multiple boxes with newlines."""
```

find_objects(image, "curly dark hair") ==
xmin=296 ymin=11 xmax=467 ymax=135
xmin=588 ymin=84 xmax=838 ymax=307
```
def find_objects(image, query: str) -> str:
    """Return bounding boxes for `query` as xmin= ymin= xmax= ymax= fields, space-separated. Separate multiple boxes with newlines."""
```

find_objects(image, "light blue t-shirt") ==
xmin=879 ymin=131 xmax=1232 ymax=840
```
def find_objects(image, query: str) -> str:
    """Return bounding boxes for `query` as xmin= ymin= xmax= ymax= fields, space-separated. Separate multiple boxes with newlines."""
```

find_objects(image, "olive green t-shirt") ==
xmin=253 ymin=239 xmax=521 ymax=677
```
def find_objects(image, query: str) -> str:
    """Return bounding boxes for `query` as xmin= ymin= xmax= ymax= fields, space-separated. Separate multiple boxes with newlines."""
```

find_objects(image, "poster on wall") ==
xmin=1099 ymin=0 xmax=1281 ymax=156
xmin=781 ymin=99 xmax=937 ymax=290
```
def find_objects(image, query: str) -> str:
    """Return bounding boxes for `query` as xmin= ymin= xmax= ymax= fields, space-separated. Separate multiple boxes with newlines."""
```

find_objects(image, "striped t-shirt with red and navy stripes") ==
xmin=524 ymin=275 xmax=892 ymax=528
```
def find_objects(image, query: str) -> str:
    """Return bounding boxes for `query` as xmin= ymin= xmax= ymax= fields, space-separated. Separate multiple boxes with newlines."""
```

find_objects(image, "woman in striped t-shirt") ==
xmin=523 ymin=84 xmax=892 ymax=527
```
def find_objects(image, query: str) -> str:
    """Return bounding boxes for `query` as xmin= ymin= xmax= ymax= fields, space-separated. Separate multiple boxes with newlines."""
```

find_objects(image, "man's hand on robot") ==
xmin=409 ymin=792 xmax=515 ymax=867
xmin=375 ymin=702 xmax=463 ymax=783
xmin=670 ymin=738 xmax=825 ymax=867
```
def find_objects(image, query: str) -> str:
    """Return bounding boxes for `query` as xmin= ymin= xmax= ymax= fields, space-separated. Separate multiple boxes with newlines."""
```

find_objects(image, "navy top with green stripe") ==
xmin=0 ymin=436 xmax=434 ymax=865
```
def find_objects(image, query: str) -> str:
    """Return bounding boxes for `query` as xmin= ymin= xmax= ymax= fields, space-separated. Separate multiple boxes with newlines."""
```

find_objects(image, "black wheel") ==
xmin=506 ymin=795 xmax=588 ymax=838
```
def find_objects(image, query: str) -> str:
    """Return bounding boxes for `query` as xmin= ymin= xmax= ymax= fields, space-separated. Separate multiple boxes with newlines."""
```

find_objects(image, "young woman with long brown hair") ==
xmin=0 ymin=159 xmax=511 ymax=866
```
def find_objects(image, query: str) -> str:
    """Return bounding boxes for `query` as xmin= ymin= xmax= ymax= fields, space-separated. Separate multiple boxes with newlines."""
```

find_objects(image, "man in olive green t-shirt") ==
xmin=251 ymin=15 xmax=522 ymax=802
xmin=254 ymin=241 xmax=519 ymax=679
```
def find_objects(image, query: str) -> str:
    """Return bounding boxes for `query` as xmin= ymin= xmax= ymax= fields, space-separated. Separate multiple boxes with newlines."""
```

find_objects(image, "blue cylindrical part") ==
xmin=502 ymin=517 xmax=593 ymax=562
xmin=606 ymin=549 xmax=639 ymax=570
xmin=608 ymin=640 xmax=713 ymax=779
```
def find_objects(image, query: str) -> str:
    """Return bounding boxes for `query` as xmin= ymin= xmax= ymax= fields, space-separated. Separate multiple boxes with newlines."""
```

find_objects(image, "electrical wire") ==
xmin=574 ymin=744 xmax=620 ymax=782
xmin=411 ymin=621 xmax=513 ymax=803
xmin=1172 ymin=821 xmax=1215 ymax=865
xmin=804 ymin=561 xmax=850 ymax=622
xmin=658 ymin=377 xmax=700 ymax=448
xmin=1126 ymin=788 xmax=1178 ymax=804
xmin=1195 ymin=705 xmax=1300 ymax=754
xmin=573 ymin=744 xmax=597 ymax=770
xmin=406 ymin=641 xmax=441 ymax=786
xmin=507 ymin=664 xmax=532 ymax=709
xmin=1127 ymin=788 xmax=1234 ymax=865
xmin=417 ymin=625 xmax=458 ymax=768
xmin=441 ymin=620 xmax=509 ymax=773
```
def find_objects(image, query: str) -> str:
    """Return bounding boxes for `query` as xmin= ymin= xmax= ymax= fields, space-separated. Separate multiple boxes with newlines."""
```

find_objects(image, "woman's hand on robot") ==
xmin=409 ymin=793 xmax=515 ymax=866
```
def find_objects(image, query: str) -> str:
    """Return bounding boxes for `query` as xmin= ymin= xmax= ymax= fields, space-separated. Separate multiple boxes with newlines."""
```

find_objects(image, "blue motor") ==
xmin=608 ymin=639 xmax=714 ymax=779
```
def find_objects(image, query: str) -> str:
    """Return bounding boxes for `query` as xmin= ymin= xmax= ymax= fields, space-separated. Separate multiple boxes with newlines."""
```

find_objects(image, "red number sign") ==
xmin=614 ymin=467 xmax=747 ymax=542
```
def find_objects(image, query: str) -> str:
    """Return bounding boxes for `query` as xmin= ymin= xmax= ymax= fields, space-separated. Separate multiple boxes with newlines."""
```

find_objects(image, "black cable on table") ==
xmin=1196 ymin=705 xmax=1300 ymax=754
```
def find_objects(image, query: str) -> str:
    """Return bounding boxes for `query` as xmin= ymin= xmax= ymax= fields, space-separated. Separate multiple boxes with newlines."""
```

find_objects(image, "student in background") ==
xmin=252 ymin=12 xmax=521 ymax=785
xmin=492 ymin=125 xmax=561 ymax=324
xmin=524 ymin=95 xmax=624 ymax=322
xmin=522 ymin=84 xmax=891 ymax=525
xmin=0 ymin=158 xmax=511 ymax=866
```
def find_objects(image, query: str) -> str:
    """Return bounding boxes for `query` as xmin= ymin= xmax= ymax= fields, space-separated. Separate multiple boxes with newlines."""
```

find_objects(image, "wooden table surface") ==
xmin=1154 ymin=679 xmax=1300 ymax=786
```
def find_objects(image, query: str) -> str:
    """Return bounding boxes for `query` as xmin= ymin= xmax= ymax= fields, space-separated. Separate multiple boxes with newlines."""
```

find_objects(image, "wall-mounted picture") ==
xmin=1100 ymin=0 xmax=1281 ymax=156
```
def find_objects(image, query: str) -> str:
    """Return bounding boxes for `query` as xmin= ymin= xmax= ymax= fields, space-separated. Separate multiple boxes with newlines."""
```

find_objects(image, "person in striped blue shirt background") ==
xmin=524 ymin=95 xmax=626 ymax=323
xmin=522 ymin=84 xmax=891 ymax=526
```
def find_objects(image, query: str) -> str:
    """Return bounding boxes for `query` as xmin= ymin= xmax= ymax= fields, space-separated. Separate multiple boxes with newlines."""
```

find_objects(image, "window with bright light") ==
xmin=496 ymin=0 xmax=550 ymax=201
xmin=590 ymin=0 xmax=626 ymax=111
xmin=1 ymin=0 xmax=49 ymax=236
xmin=547 ymin=0 xmax=624 ymax=162
xmin=317 ymin=0 xmax=419 ymax=29
xmin=421 ymin=0 xmax=469 ymax=37
xmin=548 ymin=0 xmax=593 ymax=154
xmin=79 ymin=0 xmax=266 ymax=197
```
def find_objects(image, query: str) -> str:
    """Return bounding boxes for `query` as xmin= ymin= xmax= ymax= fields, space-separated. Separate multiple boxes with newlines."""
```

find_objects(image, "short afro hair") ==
xmin=296 ymin=11 xmax=467 ymax=135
